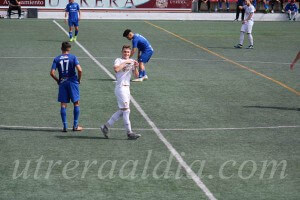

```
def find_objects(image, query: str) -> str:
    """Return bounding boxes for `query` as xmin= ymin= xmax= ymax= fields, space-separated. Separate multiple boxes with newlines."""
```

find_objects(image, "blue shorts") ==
xmin=139 ymin=50 xmax=154 ymax=64
xmin=68 ymin=20 xmax=79 ymax=27
xmin=58 ymin=80 xmax=80 ymax=103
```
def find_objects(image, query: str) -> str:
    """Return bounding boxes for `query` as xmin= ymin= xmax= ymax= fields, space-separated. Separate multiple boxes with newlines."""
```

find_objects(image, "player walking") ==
xmin=123 ymin=29 xmax=154 ymax=82
xmin=65 ymin=0 xmax=81 ymax=42
xmin=234 ymin=0 xmax=255 ymax=49
xmin=100 ymin=45 xmax=141 ymax=140
xmin=50 ymin=42 xmax=83 ymax=132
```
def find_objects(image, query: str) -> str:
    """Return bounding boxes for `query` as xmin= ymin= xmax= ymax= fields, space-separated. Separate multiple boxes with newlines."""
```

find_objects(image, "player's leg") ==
xmin=291 ymin=11 xmax=297 ymax=21
xmin=60 ymin=103 xmax=68 ymax=132
xmin=132 ymin=50 xmax=153 ymax=81
xmin=58 ymin=82 xmax=70 ymax=132
xmin=68 ymin=22 xmax=73 ymax=41
xmin=69 ymin=81 xmax=82 ymax=131
xmin=100 ymin=88 xmax=124 ymax=138
xmin=235 ymin=24 xmax=246 ymax=48
xmin=121 ymin=88 xmax=140 ymax=139
xmin=74 ymin=26 xmax=79 ymax=41
xmin=246 ymin=21 xmax=254 ymax=49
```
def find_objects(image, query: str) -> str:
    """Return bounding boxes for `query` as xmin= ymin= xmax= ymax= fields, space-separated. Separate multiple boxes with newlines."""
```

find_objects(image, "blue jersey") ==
xmin=65 ymin=2 xmax=80 ymax=22
xmin=285 ymin=3 xmax=298 ymax=12
xmin=132 ymin=34 xmax=153 ymax=52
xmin=51 ymin=54 xmax=80 ymax=82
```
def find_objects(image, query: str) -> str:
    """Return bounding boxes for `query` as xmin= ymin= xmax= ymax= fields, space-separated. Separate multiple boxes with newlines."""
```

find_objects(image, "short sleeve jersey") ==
xmin=65 ymin=2 xmax=80 ymax=22
xmin=51 ymin=54 xmax=80 ymax=82
xmin=114 ymin=58 xmax=135 ymax=87
xmin=243 ymin=5 xmax=255 ymax=21
xmin=132 ymin=34 xmax=153 ymax=52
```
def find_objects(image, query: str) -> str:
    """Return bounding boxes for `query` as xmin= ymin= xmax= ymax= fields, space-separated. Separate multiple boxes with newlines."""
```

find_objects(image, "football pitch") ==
xmin=0 ymin=19 xmax=299 ymax=200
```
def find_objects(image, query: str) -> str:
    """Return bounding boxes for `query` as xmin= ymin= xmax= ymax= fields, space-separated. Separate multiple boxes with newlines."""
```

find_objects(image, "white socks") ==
xmin=122 ymin=109 xmax=132 ymax=133
xmin=248 ymin=33 xmax=254 ymax=46
xmin=239 ymin=31 xmax=245 ymax=45
xmin=106 ymin=109 xmax=132 ymax=134
xmin=107 ymin=110 xmax=123 ymax=127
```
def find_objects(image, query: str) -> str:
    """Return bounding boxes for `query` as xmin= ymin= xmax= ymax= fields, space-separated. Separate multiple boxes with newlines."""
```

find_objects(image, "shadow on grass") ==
xmin=244 ymin=106 xmax=300 ymax=111
xmin=0 ymin=127 xmax=59 ymax=132
xmin=88 ymin=78 xmax=114 ymax=82
xmin=55 ymin=135 xmax=126 ymax=140
xmin=207 ymin=47 xmax=236 ymax=49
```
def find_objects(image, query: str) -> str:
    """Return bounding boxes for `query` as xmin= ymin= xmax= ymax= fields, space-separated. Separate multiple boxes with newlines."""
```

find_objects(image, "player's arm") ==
xmin=64 ymin=9 xmax=68 ymax=24
xmin=76 ymin=65 xmax=82 ymax=83
xmin=290 ymin=51 xmax=300 ymax=70
xmin=78 ymin=10 xmax=81 ymax=21
xmin=133 ymin=60 xmax=139 ymax=78
xmin=130 ymin=48 xmax=137 ymax=58
xmin=243 ymin=12 xmax=253 ymax=23
xmin=50 ymin=69 xmax=59 ymax=84
xmin=114 ymin=60 xmax=131 ymax=73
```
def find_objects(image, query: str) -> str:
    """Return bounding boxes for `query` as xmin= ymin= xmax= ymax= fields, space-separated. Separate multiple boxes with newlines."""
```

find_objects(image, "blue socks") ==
xmin=75 ymin=30 xmax=78 ymax=36
xmin=73 ymin=106 xmax=80 ymax=128
xmin=69 ymin=32 xmax=72 ymax=39
xmin=60 ymin=107 xmax=67 ymax=130
xmin=138 ymin=70 xmax=146 ymax=78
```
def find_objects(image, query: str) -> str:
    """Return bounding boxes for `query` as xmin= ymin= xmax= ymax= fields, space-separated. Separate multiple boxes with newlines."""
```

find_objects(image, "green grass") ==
xmin=0 ymin=19 xmax=299 ymax=200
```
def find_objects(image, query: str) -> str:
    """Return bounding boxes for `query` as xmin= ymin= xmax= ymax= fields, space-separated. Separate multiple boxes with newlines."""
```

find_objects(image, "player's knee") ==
xmin=121 ymin=108 xmax=129 ymax=111
xmin=61 ymin=103 xmax=67 ymax=108
xmin=74 ymin=101 xmax=80 ymax=106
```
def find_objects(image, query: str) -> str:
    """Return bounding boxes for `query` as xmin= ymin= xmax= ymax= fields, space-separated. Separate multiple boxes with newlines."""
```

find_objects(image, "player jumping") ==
xmin=50 ymin=42 xmax=83 ymax=132
xmin=100 ymin=45 xmax=141 ymax=140
xmin=234 ymin=0 xmax=255 ymax=49
xmin=65 ymin=0 xmax=81 ymax=42
xmin=123 ymin=29 xmax=154 ymax=82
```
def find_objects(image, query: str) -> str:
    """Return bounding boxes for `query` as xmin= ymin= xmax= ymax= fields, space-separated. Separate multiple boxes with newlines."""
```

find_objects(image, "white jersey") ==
xmin=243 ymin=5 xmax=255 ymax=21
xmin=114 ymin=58 xmax=135 ymax=88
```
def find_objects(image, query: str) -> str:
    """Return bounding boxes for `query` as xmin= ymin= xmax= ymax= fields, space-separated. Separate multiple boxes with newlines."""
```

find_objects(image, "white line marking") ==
xmin=1 ymin=125 xmax=300 ymax=131
xmin=53 ymin=19 xmax=217 ymax=200
xmin=0 ymin=57 xmax=291 ymax=65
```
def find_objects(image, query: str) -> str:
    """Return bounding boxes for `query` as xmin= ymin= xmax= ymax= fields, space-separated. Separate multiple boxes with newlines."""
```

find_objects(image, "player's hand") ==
xmin=133 ymin=60 xmax=139 ymax=67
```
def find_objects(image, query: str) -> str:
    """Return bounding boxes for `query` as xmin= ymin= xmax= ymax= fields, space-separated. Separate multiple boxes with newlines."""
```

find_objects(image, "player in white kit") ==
xmin=100 ymin=45 xmax=141 ymax=140
xmin=234 ymin=0 xmax=255 ymax=49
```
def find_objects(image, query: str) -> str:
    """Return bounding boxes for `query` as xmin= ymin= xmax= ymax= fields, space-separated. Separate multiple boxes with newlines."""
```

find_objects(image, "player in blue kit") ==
xmin=50 ymin=42 xmax=83 ymax=132
xmin=123 ymin=29 xmax=154 ymax=82
xmin=65 ymin=0 xmax=81 ymax=42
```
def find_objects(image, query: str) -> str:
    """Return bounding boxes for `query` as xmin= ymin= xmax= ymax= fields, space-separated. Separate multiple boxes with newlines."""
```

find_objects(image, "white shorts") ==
xmin=241 ymin=20 xmax=254 ymax=34
xmin=115 ymin=86 xmax=130 ymax=109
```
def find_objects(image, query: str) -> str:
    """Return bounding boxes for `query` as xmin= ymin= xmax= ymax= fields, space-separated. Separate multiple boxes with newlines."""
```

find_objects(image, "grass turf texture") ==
xmin=0 ymin=19 xmax=299 ymax=200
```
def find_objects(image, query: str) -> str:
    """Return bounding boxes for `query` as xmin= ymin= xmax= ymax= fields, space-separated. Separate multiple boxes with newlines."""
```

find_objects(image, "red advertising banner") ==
xmin=0 ymin=0 xmax=45 ymax=6
xmin=136 ymin=0 xmax=192 ymax=9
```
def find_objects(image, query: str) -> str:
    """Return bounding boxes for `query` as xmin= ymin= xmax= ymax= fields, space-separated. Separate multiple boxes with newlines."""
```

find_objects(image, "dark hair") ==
xmin=123 ymin=29 xmax=131 ymax=37
xmin=122 ymin=45 xmax=131 ymax=51
xmin=61 ymin=42 xmax=71 ymax=51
